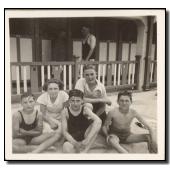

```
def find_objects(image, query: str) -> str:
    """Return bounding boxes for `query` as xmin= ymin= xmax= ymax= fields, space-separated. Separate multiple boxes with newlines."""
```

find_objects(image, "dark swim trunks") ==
xmin=109 ymin=126 xmax=131 ymax=143
xmin=92 ymin=102 xmax=106 ymax=125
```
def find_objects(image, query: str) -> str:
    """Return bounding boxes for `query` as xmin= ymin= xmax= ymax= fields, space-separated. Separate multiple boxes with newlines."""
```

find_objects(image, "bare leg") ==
xmin=13 ymin=139 xmax=37 ymax=153
xmin=81 ymin=122 xmax=101 ymax=153
xmin=31 ymin=131 xmax=61 ymax=153
xmin=80 ymin=133 xmax=98 ymax=153
xmin=125 ymin=134 xmax=157 ymax=153
xmin=30 ymin=132 xmax=55 ymax=145
xmin=63 ymin=141 xmax=76 ymax=153
xmin=108 ymin=135 xmax=128 ymax=153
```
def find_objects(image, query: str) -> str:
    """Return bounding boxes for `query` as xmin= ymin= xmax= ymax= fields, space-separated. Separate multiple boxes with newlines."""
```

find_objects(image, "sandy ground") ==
xmin=11 ymin=90 xmax=157 ymax=153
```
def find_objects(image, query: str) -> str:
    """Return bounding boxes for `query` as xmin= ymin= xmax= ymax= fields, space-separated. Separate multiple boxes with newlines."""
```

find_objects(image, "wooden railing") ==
xmin=10 ymin=59 xmax=140 ymax=96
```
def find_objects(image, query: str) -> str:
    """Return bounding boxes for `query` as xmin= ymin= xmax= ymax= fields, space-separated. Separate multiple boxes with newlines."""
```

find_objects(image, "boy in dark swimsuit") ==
xmin=12 ymin=92 xmax=58 ymax=153
xmin=62 ymin=89 xmax=101 ymax=153
xmin=102 ymin=91 xmax=157 ymax=153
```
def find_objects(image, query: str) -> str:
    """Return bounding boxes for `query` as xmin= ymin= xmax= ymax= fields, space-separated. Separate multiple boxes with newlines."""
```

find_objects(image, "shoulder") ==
xmin=76 ymin=78 xmax=86 ymax=84
xmin=129 ymin=108 xmax=138 ymax=116
xmin=62 ymin=108 xmax=69 ymax=118
xmin=89 ymin=34 xmax=96 ymax=40
xmin=97 ymin=80 xmax=105 ymax=89
xmin=12 ymin=111 xmax=21 ymax=121
xmin=75 ymin=78 xmax=86 ymax=91
xmin=37 ymin=92 xmax=48 ymax=101
xmin=108 ymin=108 xmax=117 ymax=117
xmin=83 ymin=106 xmax=95 ymax=119
xmin=59 ymin=90 xmax=69 ymax=97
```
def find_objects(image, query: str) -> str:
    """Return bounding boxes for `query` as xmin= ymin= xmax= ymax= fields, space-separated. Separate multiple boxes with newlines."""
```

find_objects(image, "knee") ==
xmin=63 ymin=142 xmax=74 ymax=153
xmin=13 ymin=139 xmax=26 ymax=146
xmin=84 ymin=103 xmax=93 ymax=110
xmin=108 ymin=135 xmax=120 ymax=145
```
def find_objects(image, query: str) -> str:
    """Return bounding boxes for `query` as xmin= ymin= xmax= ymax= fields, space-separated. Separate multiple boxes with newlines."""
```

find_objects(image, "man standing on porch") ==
xmin=75 ymin=65 xmax=111 ymax=124
xmin=81 ymin=26 xmax=96 ymax=61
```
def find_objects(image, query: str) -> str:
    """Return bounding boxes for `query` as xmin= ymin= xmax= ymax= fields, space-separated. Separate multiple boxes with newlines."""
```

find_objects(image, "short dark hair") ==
xmin=43 ymin=79 xmax=64 ymax=91
xmin=69 ymin=89 xmax=84 ymax=99
xmin=117 ymin=91 xmax=132 ymax=102
xmin=83 ymin=64 xmax=96 ymax=73
xmin=21 ymin=92 xmax=35 ymax=101
xmin=82 ymin=25 xmax=91 ymax=31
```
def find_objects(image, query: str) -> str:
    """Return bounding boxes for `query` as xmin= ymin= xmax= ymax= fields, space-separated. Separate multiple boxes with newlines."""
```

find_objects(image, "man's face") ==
xmin=84 ymin=69 xmax=96 ymax=85
xmin=69 ymin=96 xmax=83 ymax=111
xmin=117 ymin=95 xmax=132 ymax=112
xmin=81 ymin=27 xmax=89 ymax=37
xmin=21 ymin=96 xmax=35 ymax=112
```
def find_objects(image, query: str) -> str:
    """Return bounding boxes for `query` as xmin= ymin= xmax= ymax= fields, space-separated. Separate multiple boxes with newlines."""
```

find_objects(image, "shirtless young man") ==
xmin=102 ymin=91 xmax=157 ymax=153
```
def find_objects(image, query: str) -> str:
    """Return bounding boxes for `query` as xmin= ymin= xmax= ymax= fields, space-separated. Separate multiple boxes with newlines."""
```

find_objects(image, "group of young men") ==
xmin=12 ymin=64 xmax=157 ymax=154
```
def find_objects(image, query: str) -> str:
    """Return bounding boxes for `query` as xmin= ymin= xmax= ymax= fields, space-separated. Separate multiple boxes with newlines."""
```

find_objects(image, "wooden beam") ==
xmin=67 ymin=18 xmax=72 ymax=61
xmin=143 ymin=16 xmax=154 ymax=90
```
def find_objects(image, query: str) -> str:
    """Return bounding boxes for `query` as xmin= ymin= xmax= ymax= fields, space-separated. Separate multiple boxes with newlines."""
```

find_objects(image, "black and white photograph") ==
xmin=5 ymin=9 xmax=166 ymax=161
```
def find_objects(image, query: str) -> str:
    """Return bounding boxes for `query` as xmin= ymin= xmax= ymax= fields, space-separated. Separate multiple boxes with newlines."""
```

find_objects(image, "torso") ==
xmin=18 ymin=110 xmax=38 ymax=131
xmin=67 ymin=106 xmax=90 ymax=136
xmin=82 ymin=35 xmax=95 ymax=60
xmin=109 ymin=107 xmax=135 ymax=131
xmin=38 ymin=91 xmax=68 ymax=119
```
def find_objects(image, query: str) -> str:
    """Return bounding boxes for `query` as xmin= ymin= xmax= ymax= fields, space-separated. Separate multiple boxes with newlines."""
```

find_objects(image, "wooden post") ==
xmin=31 ymin=19 xmax=41 ymax=93
xmin=106 ymin=40 xmax=110 ymax=85
xmin=30 ymin=65 xmax=39 ymax=93
xmin=95 ymin=19 xmax=99 ymax=61
xmin=143 ymin=16 xmax=154 ymax=90
xmin=107 ymin=63 xmax=112 ymax=86
xmin=153 ymin=62 xmax=157 ymax=82
xmin=128 ymin=41 xmax=132 ymax=61
xmin=134 ymin=55 xmax=141 ymax=90
xmin=16 ymin=36 xmax=21 ymax=62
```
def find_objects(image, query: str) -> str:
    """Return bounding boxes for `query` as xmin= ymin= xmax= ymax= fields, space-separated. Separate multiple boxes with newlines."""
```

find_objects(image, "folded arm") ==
xmin=84 ymin=97 xmax=111 ymax=105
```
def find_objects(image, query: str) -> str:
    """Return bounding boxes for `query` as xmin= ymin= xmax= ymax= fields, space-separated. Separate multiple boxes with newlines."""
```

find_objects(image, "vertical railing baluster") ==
xmin=16 ymin=66 xmax=20 ymax=94
xmin=63 ymin=65 xmax=66 ymax=90
xmin=102 ymin=64 xmax=105 ymax=85
xmin=128 ymin=63 xmax=131 ymax=84
xmin=113 ymin=64 xmax=117 ymax=86
xmin=80 ymin=64 xmax=83 ymax=78
xmin=41 ymin=65 xmax=44 ymax=89
xmin=47 ymin=65 xmax=51 ymax=80
xmin=118 ymin=64 xmax=121 ymax=85
xmin=23 ymin=66 xmax=27 ymax=92
xmin=98 ymin=64 xmax=101 ymax=81
xmin=132 ymin=63 xmax=135 ymax=84
xmin=69 ymin=65 xmax=72 ymax=90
